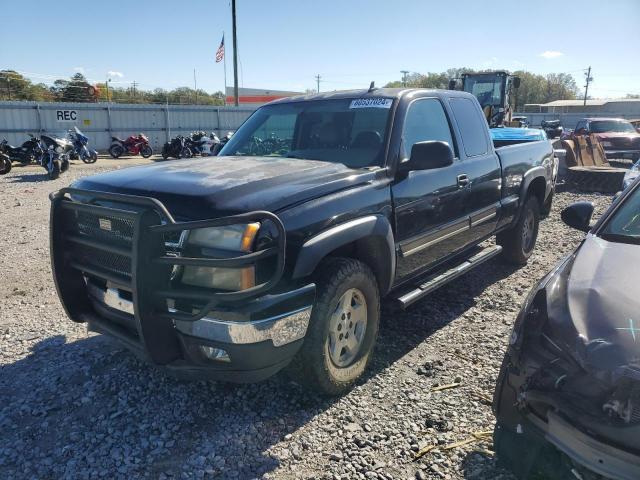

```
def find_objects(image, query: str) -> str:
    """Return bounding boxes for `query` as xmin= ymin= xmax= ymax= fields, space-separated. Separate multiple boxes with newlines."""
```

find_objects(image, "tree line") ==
xmin=384 ymin=68 xmax=582 ymax=110
xmin=0 ymin=71 xmax=225 ymax=105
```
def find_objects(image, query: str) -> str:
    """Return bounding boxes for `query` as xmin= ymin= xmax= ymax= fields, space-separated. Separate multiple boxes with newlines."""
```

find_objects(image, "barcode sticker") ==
xmin=349 ymin=98 xmax=393 ymax=109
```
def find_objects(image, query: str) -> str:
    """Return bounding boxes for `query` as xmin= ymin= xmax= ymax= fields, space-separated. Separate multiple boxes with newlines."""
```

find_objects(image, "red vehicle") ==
xmin=571 ymin=118 xmax=640 ymax=160
xmin=109 ymin=133 xmax=153 ymax=159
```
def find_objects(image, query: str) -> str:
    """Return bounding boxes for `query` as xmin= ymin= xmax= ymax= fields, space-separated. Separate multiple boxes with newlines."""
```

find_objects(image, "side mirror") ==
xmin=512 ymin=76 xmax=521 ymax=89
xmin=448 ymin=79 xmax=457 ymax=90
xmin=561 ymin=201 xmax=594 ymax=232
xmin=400 ymin=141 xmax=454 ymax=173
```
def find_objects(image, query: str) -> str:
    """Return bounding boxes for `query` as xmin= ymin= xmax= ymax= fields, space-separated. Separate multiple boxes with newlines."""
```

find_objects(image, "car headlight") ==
xmin=180 ymin=223 xmax=260 ymax=291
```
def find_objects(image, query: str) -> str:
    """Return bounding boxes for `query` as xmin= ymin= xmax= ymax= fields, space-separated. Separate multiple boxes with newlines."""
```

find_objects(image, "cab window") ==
xmin=402 ymin=98 xmax=456 ymax=157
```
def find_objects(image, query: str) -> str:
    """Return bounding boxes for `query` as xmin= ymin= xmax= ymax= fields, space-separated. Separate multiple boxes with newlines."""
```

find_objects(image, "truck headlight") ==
xmin=187 ymin=223 xmax=259 ymax=252
xmin=180 ymin=223 xmax=259 ymax=291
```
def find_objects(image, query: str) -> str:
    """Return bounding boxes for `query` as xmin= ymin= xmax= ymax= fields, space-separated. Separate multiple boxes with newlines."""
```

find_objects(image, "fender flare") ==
xmin=519 ymin=165 xmax=551 ymax=207
xmin=292 ymin=215 xmax=396 ymax=295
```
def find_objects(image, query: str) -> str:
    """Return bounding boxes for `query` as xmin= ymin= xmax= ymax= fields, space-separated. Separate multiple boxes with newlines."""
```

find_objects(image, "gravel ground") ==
xmin=0 ymin=157 xmax=615 ymax=480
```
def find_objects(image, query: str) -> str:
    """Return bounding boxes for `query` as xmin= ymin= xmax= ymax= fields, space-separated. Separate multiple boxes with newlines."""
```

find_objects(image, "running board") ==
xmin=394 ymin=245 xmax=502 ymax=309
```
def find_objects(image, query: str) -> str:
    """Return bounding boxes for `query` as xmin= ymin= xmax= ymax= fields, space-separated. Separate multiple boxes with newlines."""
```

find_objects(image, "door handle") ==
xmin=457 ymin=174 xmax=470 ymax=188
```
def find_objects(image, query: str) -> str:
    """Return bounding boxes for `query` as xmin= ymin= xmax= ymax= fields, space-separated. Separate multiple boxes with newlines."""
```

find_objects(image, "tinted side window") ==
xmin=402 ymin=98 xmax=455 ymax=156
xmin=449 ymin=98 xmax=489 ymax=157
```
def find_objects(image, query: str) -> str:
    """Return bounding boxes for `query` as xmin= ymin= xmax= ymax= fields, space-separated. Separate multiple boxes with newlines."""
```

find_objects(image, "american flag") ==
xmin=215 ymin=35 xmax=225 ymax=63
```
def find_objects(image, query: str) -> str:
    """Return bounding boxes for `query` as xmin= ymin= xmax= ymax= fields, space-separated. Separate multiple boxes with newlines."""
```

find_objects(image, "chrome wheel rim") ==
xmin=522 ymin=209 xmax=535 ymax=252
xmin=327 ymin=288 xmax=367 ymax=367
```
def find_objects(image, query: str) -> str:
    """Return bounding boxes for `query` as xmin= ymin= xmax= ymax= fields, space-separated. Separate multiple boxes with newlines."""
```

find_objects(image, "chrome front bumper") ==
xmin=87 ymin=282 xmax=312 ymax=347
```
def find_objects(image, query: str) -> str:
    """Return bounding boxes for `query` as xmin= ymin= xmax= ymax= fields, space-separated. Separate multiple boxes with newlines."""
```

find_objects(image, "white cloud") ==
xmin=107 ymin=71 xmax=124 ymax=78
xmin=539 ymin=51 xmax=563 ymax=59
xmin=73 ymin=66 xmax=85 ymax=74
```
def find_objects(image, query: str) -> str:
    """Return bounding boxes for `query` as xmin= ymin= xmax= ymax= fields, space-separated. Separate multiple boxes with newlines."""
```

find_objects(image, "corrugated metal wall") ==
xmin=0 ymin=101 xmax=257 ymax=152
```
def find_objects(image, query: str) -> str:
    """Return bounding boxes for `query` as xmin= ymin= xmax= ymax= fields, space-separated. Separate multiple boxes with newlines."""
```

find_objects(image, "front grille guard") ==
xmin=50 ymin=187 xmax=286 ymax=363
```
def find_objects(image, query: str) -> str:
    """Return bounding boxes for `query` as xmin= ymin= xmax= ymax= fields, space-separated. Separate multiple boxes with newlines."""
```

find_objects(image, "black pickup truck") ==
xmin=50 ymin=88 xmax=556 ymax=394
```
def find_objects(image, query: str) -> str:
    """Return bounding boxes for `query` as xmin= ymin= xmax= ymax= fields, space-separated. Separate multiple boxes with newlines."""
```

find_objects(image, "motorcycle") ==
xmin=212 ymin=131 xmax=233 ymax=155
xmin=161 ymin=135 xmax=191 ymax=160
xmin=39 ymin=134 xmax=71 ymax=180
xmin=109 ymin=133 xmax=153 ymax=158
xmin=0 ymin=134 xmax=44 ymax=165
xmin=0 ymin=152 xmax=11 ymax=175
xmin=187 ymin=131 xmax=219 ymax=156
xmin=541 ymin=119 xmax=563 ymax=139
xmin=68 ymin=126 xmax=98 ymax=163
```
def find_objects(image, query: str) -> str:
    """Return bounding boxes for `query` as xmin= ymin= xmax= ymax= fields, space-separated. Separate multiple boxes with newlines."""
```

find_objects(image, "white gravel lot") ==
xmin=0 ymin=156 xmax=614 ymax=480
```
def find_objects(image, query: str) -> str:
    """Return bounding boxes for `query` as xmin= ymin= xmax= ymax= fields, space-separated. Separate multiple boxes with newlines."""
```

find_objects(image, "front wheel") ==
xmin=179 ymin=147 xmax=192 ymax=159
xmin=498 ymin=196 xmax=540 ymax=265
xmin=0 ymin=155 xmax=11 ymax=175
xmin=288 ymin=258 xmax=380 ymax=395
xmin=48 ymin=160 xmax=60 ymax=180
xmin=140 ymin=145 xmax=153 ymax=158
xmin=109 ymin=144 xmax=124 ymax=159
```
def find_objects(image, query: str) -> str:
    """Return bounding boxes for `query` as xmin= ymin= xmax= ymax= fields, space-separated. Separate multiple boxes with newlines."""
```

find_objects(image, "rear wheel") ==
xmin=498 ymin=196 xmax=540 ymax=266
xmin=288 ymin=258 xmax=380 ymax=395
xmin=140 ymin=145 xmax=153 ymax=158
xmin=109 ymin=144 xmax=124 ymax=159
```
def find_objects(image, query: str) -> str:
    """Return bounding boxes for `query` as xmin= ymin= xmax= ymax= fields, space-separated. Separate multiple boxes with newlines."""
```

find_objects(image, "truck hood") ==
xmin=563 ymin=234 xmax=640 ymax=371
xmin=73 ymin=156 xmax=376 ymax=219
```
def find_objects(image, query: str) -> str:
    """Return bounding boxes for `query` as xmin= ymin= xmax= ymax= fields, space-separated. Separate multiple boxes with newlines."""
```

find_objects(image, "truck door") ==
xmin=392 ymin=97 xmax=469 ymax=283
xmin=448 ymin=97 xmax=502 ymax=243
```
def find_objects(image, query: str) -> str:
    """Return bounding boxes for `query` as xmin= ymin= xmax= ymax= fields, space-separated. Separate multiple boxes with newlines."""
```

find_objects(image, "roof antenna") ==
xmin=368 ymin=81 xmax=375 ymax=92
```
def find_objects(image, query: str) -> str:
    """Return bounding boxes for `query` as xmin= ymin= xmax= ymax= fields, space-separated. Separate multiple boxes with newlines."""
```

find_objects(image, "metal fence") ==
xmin=514 ymin=111 xmax=640 ymax=129
xmin=0 ymin=101 xmax=258 ymax=152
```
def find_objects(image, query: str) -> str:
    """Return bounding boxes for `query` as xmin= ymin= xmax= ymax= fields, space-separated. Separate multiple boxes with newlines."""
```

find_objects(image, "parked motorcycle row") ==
xmin=161 ymin=131 xmax=233 ymax=159
xmin=0 ymin=127 xmax=97 ymax=179
xmin=1 ymin=128 xmax=235 ymax=179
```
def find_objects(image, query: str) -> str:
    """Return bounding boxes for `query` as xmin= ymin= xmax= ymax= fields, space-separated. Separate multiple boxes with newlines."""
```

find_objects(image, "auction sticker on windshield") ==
xmin=349 ymin=98 xmax=393 ymax=109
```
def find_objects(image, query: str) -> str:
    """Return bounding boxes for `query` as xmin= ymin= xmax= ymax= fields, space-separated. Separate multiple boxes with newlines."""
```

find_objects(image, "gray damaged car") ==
xmin=493 ymin=179 xmax=640 ymax=479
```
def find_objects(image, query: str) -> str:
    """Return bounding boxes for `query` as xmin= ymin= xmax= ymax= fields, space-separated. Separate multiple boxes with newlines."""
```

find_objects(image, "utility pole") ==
xmin=105 ymin=78 xmax=111 ymax=103
xmin=194 ymin=68 xmax=198 ymax=104
xmin=315 ymin=74 xmax=321 ymax=93
xmin=583 ymin=66 xmax=592 ymax=106
xmin=401 ymin=70 xmax=409 ymax=87
xmin=131 ymin=81 xmax=138 ymax=102
xmin=231 ymin=0 xmax=239 ymax=106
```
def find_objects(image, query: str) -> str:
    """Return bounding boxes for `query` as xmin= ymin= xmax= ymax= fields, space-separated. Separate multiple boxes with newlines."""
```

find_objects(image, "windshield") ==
xmin=219 ymin=98 xmax=393 ymax=168
xmin=462 ymin=75 xmax=505 ymax=107
xmin=590 ymin=120 xmax=636 ymax=133
xmin=600 ymin=185 xmax=640 ymax=245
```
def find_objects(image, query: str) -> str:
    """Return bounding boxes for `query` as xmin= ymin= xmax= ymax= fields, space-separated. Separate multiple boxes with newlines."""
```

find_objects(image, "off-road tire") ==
xmin=498 ymin=196 xmax=540 ymax=266
xmin=540 ymin=187 xmax=554 ymax=218
xmin=288 ymin=257 xmax=380 ymax=396
xmin=567 ymin=166 xmax=626 ymax=193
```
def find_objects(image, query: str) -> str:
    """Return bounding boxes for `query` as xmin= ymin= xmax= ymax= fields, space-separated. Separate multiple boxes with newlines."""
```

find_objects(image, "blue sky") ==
xmin=1 ymin=0 xmax=639 ymax=99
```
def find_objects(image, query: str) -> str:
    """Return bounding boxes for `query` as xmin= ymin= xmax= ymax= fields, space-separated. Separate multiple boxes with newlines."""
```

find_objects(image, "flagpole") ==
xmin=223 ymin=31 xmax=227 ymax=106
